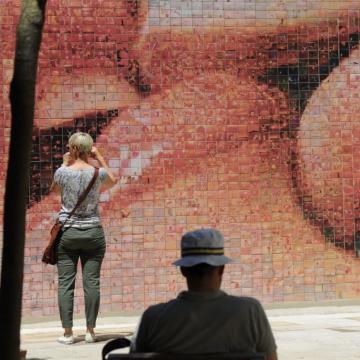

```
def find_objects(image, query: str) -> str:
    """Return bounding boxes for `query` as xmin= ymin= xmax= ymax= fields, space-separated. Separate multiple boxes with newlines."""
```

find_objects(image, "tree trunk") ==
xmin=0 ymin=1 xmax=47 ymax=359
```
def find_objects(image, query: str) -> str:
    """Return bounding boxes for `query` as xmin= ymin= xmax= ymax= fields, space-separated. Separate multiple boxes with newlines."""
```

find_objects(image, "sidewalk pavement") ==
xmin=21 ymin=304 xmax=360 ymax=360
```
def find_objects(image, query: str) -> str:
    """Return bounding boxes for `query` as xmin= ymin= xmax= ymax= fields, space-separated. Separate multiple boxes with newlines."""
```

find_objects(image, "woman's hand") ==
xmin=90 ymin=146 xmax=101 ymax=160
xmin=62 ymin=152 xmax=73 ymax=166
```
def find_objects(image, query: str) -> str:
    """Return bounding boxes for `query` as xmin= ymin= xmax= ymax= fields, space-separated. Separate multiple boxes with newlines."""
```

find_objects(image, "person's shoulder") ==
xmin=54 ymin=166 xmax=66 ymax=179
xmin=98 ymin=167 xmax=109 ymax=181
xmin=54 ymin=166 xmax=65 ymax=174
xmin=226 ymin=294 xmax=262 ymax=305
xmin=225 ymin=294 xmax=264 ymax=310
xmin=142 ymin=299 xmax=178 ymax=319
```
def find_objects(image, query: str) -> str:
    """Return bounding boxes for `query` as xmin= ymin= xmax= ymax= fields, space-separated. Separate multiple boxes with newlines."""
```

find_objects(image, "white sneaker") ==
xmin=85 ymin=332 xmax=96 ymax=343
xmin=57 ymin=335 xmax=75 ymax=345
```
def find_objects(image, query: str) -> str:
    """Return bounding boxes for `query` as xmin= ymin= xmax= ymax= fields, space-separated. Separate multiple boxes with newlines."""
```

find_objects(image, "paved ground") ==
xmin=21 ymin=304 xmax=360 ymax=360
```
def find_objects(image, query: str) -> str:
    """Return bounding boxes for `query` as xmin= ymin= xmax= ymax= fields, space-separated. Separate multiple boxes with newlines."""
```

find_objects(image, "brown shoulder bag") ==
xmin=42 ymin=167 xmax=99 ymax=265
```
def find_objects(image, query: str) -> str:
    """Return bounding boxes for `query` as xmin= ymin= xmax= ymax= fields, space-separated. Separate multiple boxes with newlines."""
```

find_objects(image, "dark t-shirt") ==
xmin=132 ymin=290 xmax=277 ymax=356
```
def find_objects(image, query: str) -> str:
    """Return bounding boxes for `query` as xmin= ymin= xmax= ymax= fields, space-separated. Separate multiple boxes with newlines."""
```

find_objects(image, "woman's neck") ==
xmin=68 ymin=154 xmax=92 ymax=168
xmin=74 ymin=157 xmax=88 ymax=164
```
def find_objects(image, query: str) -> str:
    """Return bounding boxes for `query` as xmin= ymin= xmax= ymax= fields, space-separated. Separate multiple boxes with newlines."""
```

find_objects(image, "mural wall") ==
xmin=1 ymin=0 xmax=360 ymax=318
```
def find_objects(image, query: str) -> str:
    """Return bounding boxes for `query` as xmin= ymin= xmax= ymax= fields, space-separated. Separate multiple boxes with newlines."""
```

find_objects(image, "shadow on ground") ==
xmin=74 ymin=332 xmax=132 ymax=344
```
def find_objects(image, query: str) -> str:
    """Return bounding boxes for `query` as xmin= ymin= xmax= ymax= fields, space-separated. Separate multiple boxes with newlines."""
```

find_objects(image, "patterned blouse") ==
xmin=54 ymin=166 xmax=108 ymax=228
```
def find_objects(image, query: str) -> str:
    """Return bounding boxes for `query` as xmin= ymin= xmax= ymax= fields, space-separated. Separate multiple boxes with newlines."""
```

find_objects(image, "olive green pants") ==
xmin=57 ymin=226 xmax=106 ymax=328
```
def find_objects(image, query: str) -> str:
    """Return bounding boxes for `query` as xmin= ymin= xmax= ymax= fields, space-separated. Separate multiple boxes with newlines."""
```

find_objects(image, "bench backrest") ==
xmin=102 ymin=338 xmax=266 ymax=360
xmin=107 ymin=353 xmax=265 ymax=360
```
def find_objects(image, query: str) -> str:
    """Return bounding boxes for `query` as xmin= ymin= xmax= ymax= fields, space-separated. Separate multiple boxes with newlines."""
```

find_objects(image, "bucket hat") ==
xmin=173 ymin=228 xmax=232 ymax=267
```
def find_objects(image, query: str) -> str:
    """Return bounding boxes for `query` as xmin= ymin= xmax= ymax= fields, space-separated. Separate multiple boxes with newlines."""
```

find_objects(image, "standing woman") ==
xmin=50 ymin=132 xmax=117 ymax=344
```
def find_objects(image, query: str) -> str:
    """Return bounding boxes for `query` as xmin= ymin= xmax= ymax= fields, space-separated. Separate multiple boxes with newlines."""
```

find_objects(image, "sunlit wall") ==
xmin=1 ymin=0 xmax=360 ymax=318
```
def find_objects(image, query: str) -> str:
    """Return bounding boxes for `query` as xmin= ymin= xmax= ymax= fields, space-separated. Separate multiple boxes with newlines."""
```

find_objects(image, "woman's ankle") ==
xmin=86 ymin=327 xmax=95 ymax=334
xmin=64 ymin=327 xmax=73 ymax=336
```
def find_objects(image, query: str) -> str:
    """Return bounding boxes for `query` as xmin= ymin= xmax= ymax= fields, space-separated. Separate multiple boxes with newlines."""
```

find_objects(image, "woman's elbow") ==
xmin=50 ymin=182 xmax=61 ymax=195
xmin=110 ymin=175 xmax=118 ymax=186
xmin=104 ymin=176 xmax=118 ymax=189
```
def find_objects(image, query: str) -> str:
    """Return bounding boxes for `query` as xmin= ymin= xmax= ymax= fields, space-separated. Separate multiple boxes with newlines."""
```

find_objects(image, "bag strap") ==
xmin=64 ymin=167 xmax=99 ymax=223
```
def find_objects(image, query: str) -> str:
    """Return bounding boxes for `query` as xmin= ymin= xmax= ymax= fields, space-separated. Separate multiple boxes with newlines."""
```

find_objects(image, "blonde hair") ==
xmin=68 ymin=132 xmax=93 ymax=156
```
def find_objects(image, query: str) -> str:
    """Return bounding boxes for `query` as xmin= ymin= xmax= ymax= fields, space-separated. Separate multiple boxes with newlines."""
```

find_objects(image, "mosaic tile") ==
xmin=2 ymin=0 xmax=360 ymax=317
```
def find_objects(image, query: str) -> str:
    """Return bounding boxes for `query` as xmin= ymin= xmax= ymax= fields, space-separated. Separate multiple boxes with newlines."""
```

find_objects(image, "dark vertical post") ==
xmin=0 ymin=1 xmax=47 ymax=358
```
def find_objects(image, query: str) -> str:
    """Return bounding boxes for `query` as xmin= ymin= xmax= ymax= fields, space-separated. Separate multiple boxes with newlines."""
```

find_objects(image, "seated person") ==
xmin=131 ymin=228 xmax=277 ymax=360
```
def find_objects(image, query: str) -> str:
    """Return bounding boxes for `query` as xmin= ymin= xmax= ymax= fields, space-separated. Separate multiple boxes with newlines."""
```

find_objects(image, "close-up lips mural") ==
xmin=2 ymin=0 xmax=360 ymax=313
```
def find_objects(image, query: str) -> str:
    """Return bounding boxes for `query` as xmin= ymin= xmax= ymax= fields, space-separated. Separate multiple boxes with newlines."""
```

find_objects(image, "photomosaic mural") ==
xmin=1 ymin=0 xmax=360 ymax=317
